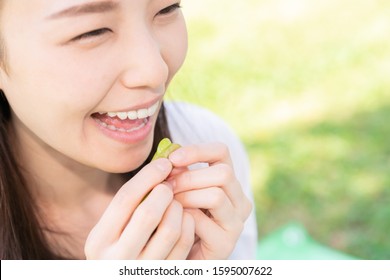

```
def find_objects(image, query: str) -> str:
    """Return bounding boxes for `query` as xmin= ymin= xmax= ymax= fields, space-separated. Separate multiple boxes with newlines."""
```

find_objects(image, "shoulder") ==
xmin=164 ymin=101 xmax=249 ymax=175
xmin=165 ymin=101 xmax=258 ymax=259
xmin=165 ymin=101 xmax=249 ymax=175
xmin=165 ymin=101 xmax=238 ymax=145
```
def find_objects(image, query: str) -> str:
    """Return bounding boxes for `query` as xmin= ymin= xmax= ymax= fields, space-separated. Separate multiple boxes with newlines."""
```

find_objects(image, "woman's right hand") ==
xmin=84 ymin=158 xmax=195 ymax=259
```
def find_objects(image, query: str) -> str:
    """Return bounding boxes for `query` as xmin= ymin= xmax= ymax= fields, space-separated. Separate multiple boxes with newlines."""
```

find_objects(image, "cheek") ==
xmin=159 ymin=20 xmax=188 ymax=82
xmin=4 ymin=51 xmax=100 ymax=117
xmin=35 ymin=53 xmax=111 ymax=112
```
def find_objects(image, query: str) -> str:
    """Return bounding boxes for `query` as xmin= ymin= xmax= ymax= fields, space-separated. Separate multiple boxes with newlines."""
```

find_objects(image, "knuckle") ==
xmin=216 ymin=142 xmax=230 ymax=158
xmin=217 ymin=163 xmax=234 ymax=184
xmin=139 ymin=206 xmax=162 ymax=228
xmin=209 ymin=187 xmax=226 ymax=208
xmin=241 ymin=196 xmax=253 ymax=220
xmin=159 ymin=225 xmax=181 ymax=243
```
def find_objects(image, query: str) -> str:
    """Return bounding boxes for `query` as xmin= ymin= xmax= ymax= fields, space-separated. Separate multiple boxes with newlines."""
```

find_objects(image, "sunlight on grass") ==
xmin=169 ymin=0 xmax=390 ymax=259
xmin=172 ymin=0 xmax=390 ymax=138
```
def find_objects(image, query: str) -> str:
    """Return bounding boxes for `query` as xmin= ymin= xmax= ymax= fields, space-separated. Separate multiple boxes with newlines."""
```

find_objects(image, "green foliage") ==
xmin=247 ymin=107 xmax=390 ymax=259
xmin=169 ymin=0 xmax=390 ymax=259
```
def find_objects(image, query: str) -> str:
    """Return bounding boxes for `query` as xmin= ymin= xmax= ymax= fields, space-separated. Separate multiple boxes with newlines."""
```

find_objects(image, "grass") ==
xmin=167 ymin=0 xmax=390 ymax=259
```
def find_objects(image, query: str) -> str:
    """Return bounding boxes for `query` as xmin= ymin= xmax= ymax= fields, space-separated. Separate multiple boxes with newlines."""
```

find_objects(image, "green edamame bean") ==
xmin=152 ymin=138 xmax=181 ymax=161
xmin=141 ymin=138 xmax=181 ymax=203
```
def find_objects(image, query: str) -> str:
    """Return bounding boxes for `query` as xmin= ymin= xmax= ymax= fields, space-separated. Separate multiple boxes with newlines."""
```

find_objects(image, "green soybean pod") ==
xmin=152 ymin=138 xmax=181 ymax=161
xmin=141 ymin=138 xmax=181 ymax=202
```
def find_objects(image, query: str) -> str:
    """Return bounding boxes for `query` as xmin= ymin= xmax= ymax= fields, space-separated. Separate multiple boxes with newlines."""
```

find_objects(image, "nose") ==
xmin=119 ymin=26 xmax=169 ymax=91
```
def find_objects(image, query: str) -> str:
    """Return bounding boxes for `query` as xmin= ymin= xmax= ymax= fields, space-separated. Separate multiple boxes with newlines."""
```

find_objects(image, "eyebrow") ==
xmin=47 ymin=1 xmax=119 ymax=20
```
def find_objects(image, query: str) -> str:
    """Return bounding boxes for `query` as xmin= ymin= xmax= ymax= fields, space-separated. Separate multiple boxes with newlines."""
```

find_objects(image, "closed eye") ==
xmin=72 ymin=28 xmax=111 ymax=42
xmin=157 ymin=3 xmax=181 ymax=16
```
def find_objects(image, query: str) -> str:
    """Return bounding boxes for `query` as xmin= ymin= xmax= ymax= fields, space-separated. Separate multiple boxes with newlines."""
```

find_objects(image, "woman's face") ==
xmin=0 ymin=0 xmax=187 ymax=172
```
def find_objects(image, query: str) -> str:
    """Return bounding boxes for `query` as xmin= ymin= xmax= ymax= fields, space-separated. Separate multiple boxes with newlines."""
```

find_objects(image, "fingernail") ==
xmin=169 ymin=150 xmax=185 ymax=163
xmin=155 ymin=158 xmax=171 ymax=172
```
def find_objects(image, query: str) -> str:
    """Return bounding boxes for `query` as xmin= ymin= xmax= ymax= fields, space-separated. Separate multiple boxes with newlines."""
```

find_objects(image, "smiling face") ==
xmin=0 ymin=0 xmax=187 ymax=173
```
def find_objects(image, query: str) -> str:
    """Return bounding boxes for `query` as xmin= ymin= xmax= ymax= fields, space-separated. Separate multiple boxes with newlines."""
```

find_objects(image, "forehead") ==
xmin=1 ymin=0 xmax=123 ymax=18
xmin=0 ymin=0 xmax=124 ymax=36
xmin=47 ymin=1 xmax=119 ymax=20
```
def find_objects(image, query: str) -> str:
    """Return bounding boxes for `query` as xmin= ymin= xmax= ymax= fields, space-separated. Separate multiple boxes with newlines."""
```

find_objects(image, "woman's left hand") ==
xmin=168 ymin=142 xmax=252 ymax=260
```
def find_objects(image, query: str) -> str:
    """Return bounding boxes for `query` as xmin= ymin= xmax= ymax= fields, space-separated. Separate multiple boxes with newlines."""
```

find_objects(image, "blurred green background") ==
xmin=167 ymin=0 xmax=390 ymax=259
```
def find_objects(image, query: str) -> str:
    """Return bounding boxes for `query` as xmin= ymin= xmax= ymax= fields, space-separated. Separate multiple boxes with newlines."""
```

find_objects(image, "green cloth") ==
xmin=257 ymin=222 xmax=357 ymax=260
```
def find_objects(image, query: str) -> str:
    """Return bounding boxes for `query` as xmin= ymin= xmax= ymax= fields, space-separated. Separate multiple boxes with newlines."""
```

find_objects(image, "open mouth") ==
xmin=91 ymin=101 xmax=159 ymax=133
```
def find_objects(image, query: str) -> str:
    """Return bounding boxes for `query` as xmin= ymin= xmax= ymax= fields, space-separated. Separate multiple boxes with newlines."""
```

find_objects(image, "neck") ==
xmin=10 ymin=120 xmax=131 ymax=259
xmin=13 ymin=125 xmax=125 ymax=209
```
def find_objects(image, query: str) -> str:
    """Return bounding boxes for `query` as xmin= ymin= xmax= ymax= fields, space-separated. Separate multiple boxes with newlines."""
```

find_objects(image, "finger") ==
xmin=166 ymin=211 xmax=195 ymax=260
xmin=167 ymin=166 xmax=188 ymax=180
xmin=169 ymin=142 xmax=233 ymax=167
xmin=87 ymin=159 xmax=172 ymax=246
xmin=85 ymin=182 xmax=173 ymax=259
xmin=174 ymin=187 xmax=240 ymax=233
xmin=138 ymin=200 xmax=183 ymax=259
xmin=171 ymin=164 xmax=244 ymax=208
xmin=185 ymin=209 xmax=235 ymax=260
xmin=168 ymin=143 xmax=249 ymax=215
xmin=105 ymin=183 xmax=173 ymax=259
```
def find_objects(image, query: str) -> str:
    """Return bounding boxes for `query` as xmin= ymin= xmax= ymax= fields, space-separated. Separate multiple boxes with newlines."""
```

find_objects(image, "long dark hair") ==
xmin=0 ymin=90 xmax=171 ymax=259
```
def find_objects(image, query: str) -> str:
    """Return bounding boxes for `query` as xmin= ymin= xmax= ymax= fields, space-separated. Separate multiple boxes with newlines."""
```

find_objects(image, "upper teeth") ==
xmin=99 ymin=101 xmax=159 ymax=120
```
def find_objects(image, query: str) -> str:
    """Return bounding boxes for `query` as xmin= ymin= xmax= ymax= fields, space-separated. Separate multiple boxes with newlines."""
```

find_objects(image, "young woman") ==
xmin=0 ymin=0 xmax=256 ymax=259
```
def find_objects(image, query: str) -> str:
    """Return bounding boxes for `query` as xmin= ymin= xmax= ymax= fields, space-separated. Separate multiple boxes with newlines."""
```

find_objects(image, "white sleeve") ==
xmin=165 ymin=101 xmax=258 ymax=259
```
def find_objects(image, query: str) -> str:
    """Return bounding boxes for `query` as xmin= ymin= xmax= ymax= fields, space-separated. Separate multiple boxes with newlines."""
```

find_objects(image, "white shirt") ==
xmin=165 ymin=101 xmax=258 ymax=259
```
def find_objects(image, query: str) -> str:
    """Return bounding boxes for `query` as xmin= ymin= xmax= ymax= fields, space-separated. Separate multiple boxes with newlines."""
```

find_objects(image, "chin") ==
xmin=84 ymin=131 xmax=155 ymax=174
xmin=101 ymin=146 xmax=153 ymax=173
xmin=101 ymin=154 xmax=150 ymax=174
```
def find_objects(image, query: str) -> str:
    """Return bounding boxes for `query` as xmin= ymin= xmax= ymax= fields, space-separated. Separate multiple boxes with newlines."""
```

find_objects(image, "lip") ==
xmin=90 ymin=96 xmax=162 ymax=144
xmin=91 ymin=115 xmax=154 ymax=144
